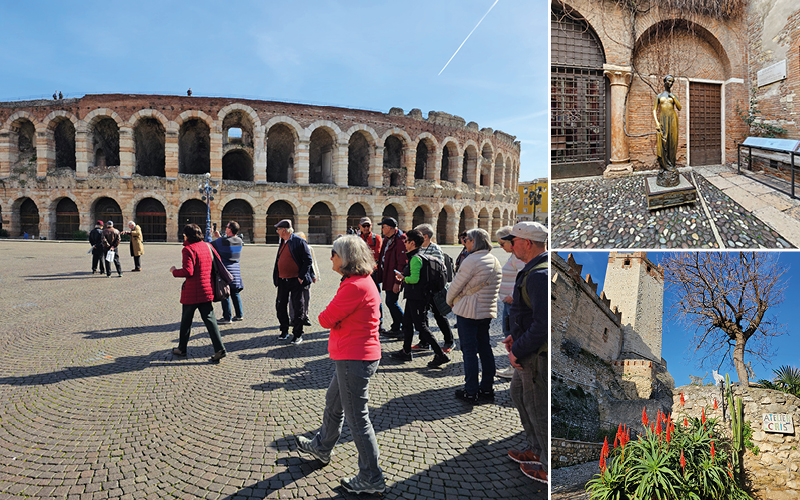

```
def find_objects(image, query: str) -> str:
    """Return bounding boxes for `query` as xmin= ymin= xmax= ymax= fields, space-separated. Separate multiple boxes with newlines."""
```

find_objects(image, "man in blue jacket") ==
xmin=501 ymin=222 xmax=548 ymax=485
xmin=272 ymin=219 xmax=313 ymax=344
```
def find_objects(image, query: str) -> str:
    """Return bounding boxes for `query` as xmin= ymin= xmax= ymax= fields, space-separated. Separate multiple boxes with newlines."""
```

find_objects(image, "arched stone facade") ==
xmin=0 ymin=94 xmax=519 ymax=243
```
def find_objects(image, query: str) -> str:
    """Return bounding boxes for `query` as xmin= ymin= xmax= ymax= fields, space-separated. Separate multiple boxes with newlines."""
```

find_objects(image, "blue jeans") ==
xmin=383 ymin=288 xmax=403 ymax=332
xmin=220 ymin=287 xmax=243 ymax=320
xmin=312 ymin=359 xmax=383 ymax=483
xmin=502 ymin=301 xmax=511 ymax=336
xmin=456 ymin=316 xmax=495 ymax=395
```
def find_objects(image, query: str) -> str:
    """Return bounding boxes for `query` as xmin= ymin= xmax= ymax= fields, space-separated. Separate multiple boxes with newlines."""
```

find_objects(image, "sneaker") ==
xmin=92 ymin=270 xmax=97 ymax=274
xmin=217 ymin=318 xmax=231 ymax=325
xmin=478 ymin=388 xmax=495 ymax=401
xmin=411 ymin=343 xmax=430 ymax=351
xmin=296 ymin=435 xmax=330 ymax=464
xmin=209 ymin=350 xmax=226 ymax=363
xmin=442 ymin=342 xmax=454 ymax=353
xmin=232 ymin=316 xmax=243 ymax=322
xmin=291 ymin=336 xmax=304 ymax=345
xmin=389 ymin=349 xmax=412 ymax=362
xmin=340 ymin=475 xmax=386 ymax=494
xmin=303 ymin=318 xmax=312 ymax=326
xmin=455 ymin=389 xmax=478 ymax=404
xmin=497 ymin=366 xmax=515 ymax=379
xmin=427 ymin=353 xmax=450 ymax=368
xmin=131 ymin=268 xmax=141 ymax=272
xmin=520 ymin=463 xmax=547 ymax=483
xmin=278 ymin=332 xmax=290 ymax=340
xmin=508 ymin=449 xmax=542 ymax=465
xmin=381 ymin=329 xmax=404 ymax=338
xmin=171 ymin=348 xmax=186 ymax=357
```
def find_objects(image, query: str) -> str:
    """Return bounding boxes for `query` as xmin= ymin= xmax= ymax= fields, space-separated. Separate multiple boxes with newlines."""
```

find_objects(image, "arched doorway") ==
xmin=437 ymin=209 xmax=448 ymax=244
xmin=19 ymin=198 xmax=39 ymax=237
xmin=222 ymin=150 xmax=254 ymax=181
xmin=383 ymin=205 xmax=399 ymax=223
xmin=55 ymin=198 xmax=79 ymax=240
xmin=136 ymin=198 xmax=167 ymax=242
xmin=179 ymin=119 xmax=210 ymax=174
xmin=134 ymin=118 xmax=166 ymax=177
xmin=95 ymin=197 xmax=123 ymax=229
xmin=266 ymin=201 xmax=295 ymax=244
xmin=221 ymin=200 xmax=254 ymax=244
xmin=267 ymin=124 xmax=295 ymax=183
xmin=178 ymin=199 xmax=208 ymax=240
xmin=347 ymin=203 xmax=367 ymax=232
xmin=412 ymin=206 xmax=425 ymax=228
xmin=308 ymin=202 xmax=332 ymax=244
xmin=348 ymin=132 xmax=370 ymax=187
xmin=551 ymin=5 xmax=607 ymax=178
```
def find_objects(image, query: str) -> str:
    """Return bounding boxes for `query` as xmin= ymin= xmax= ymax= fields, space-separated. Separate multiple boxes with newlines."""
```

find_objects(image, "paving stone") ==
xmin=0 ymin=241 xmax=544 ymax=499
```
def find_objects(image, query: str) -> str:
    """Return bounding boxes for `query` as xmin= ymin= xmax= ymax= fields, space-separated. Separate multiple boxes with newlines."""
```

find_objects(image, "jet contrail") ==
xmin=438 ymin=0 xmax=499 ymax=76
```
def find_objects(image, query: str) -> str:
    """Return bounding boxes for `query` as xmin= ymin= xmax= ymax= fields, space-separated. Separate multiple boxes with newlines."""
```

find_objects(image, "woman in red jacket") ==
xmin=294 ymin=235 xmax=385 ymax=495
xmin=169 ymin=224 xmax=227 ymax=363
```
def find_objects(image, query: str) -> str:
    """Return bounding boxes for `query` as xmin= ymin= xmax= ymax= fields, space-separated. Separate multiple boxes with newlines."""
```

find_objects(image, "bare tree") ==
xmin=662 ymin=252 xmax=788 ymax=386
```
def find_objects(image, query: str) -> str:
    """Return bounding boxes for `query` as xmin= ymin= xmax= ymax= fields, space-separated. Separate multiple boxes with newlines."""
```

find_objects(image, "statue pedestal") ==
xmin=603 ymin=163 xmax=633 ymax=178
xmin=645 ymin=174 xmax=697 ymax=210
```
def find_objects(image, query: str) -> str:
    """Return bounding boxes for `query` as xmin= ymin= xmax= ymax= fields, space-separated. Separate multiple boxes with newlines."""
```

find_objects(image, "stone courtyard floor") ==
xmin=551 ymin=165 xmax=798 ymax=249
xmin=0 ymin=241 xmax=546 ymax=500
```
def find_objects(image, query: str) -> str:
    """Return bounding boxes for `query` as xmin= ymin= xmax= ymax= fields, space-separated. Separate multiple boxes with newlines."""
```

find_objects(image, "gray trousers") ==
xmin=510 ymin=351 xmax=549 ymax=470
xmin=312 ymin=359 xmax=383 ymax=483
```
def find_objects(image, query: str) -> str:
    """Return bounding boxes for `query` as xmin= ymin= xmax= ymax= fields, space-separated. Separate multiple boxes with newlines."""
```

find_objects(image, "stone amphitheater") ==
xmin=0 ymin=94 xmax=520 ymax=244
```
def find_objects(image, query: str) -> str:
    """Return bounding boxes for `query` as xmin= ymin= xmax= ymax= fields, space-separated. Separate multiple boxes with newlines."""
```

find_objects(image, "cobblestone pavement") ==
xmin=551 ymin=170 xmax=793 ymax=249
xmin=551 ymin=462 xmax=595 ymax=500
xmin=0 ymin=241 xmax=546 ymax=500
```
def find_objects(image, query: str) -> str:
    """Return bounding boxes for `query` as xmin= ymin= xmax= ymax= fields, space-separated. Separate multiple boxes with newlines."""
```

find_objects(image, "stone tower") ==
xmin=602 ymin=252 xmax=663 ymax=363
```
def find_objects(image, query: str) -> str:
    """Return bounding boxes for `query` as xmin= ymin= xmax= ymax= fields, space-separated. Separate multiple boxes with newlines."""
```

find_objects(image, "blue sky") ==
xmin=0 ymin=0 xmax=549 ymax=181
xmin=557 ymin=251 xmax=800 ymax=388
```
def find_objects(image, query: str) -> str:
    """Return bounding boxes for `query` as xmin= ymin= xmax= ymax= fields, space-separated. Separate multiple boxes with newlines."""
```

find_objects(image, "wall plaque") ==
xmin=762 ymin=413 xmax=794 ymax=434
xmin=757 ymin=60 xmax=787 ymax=87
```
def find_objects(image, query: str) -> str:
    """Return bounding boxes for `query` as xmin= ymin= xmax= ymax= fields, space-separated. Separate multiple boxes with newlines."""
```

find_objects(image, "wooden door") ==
xmin=689 ymin=82 xmax=722 ymax=165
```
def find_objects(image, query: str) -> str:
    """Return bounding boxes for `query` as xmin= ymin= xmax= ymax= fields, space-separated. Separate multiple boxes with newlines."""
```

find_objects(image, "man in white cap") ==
xmin=500 ymin=222 xmax=548 ymax=484
xmin=272 ymin=219 xmax=313 ymax=344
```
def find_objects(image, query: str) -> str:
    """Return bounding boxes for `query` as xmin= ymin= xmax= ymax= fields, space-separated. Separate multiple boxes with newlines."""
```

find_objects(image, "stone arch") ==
xmin=462 ymin=142 xmax=478 ymax=186
xmin=178 ymin=118 xmax=211 ymax=175
xmin=345 ymin=125 xmax=380 ymax=146
xmin=458 ymin=205 xmax=476 ymax=234
xmin=382 ymin=134 xmax=407 ymax=187
xmin=175 ymin=110 xmax=216 ymax=130
xmin=306 ymin=120 xmax=343 ymax=143
xmin=177 ymin=199 xmax=209 ymax=240
xmin=414 ymin=133 xmax=438 ymax=180
xmin=494 ymin=154 xmax=505 ymax=188
xmin=308 ymin=200 xmax=335 ymax=244
xmin=504 ymin=158 xmax=514 ymax=189
xmin=440 ymin=138 xmax=460 ymax=182
xmin=503 ymin=208 xmax=510 ymax=227
xmin=132 ymin=115 xmax=166 ymax=177
xmin=491 ymin=207 xmax=502 ymax=238
xmin=4 ymin=112 xmax=38 ymax=169
xmin=347 ymin=130 xmax=372 ymax=187
xmin=53 ymin=196 xmax=79 ymax=240
xmin=85 ymin=109 xmax=124 ymax=168
xmin=218 ymin=103 xmax=262 ymax=134
xmin=478 ymin=207 xmax=491 ymax=232
xmin=17 ymin=197 xmax=40 ymax=237
xmin=479 ymin=142 xmax=494 ymax=187
xmin=437 ymin=205 xmax=456 ymax=244
xmin=221 ymin=198 xmax=255 ymax=244
xmin=412 ymin=205 xmax=431 ymax=228
xmin=220 ymin=107 xmax=256 ymax=179
xmin=308 ymin=126 xmax=336 ymax=184
xmin=264 ymin=116 xmax=304 ymax=140
xmin=93 ymin=196 xmax=124 ymax=229
xmin=266 ymin=200 xmax=296 ymax=244
xmin=135 ymin=197 xmax=168 ymax=242
xmin=43 ymin=111 xmax=79 ymax=171
xmin=347 ymin=202 xmax=368 ymax=230
xmin=266 ymin=122 xmax=298 ymax=183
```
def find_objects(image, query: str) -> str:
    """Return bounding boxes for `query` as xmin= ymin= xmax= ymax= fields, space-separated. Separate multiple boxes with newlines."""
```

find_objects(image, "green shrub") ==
xmin=72 ymin=230 xmax=88 ymax=241
xmin=587 ymin=409 xmax=750 ymax=500
xmin=0 ymin=228 xmax=8 ymax=238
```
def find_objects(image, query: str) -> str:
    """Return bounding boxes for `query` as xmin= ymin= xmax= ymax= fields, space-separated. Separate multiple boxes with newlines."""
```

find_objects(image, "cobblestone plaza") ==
xmin=0 ymin=241 xmax=545 ymax=499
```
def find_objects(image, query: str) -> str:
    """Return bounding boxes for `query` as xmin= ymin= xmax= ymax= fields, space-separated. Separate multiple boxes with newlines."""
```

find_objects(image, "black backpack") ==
xmin=442 ymin=253 xmax=455 ymax=282
xmin=419 ymin=254 xmax=447 ymax=293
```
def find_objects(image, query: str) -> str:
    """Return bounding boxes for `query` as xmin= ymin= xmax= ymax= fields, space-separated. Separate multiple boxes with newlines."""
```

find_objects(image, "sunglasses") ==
xmin=331 ymin=250 xmax=338 ymax=258
xmin=361 ymin=224 xmax=371 ymax=228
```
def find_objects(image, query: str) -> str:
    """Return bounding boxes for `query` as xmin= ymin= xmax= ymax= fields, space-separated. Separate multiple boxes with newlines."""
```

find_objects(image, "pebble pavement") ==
xmin=0 ymin=241 xmax=546 ymax=500
xmin=551 ymin=171 xmax=793 ymax=249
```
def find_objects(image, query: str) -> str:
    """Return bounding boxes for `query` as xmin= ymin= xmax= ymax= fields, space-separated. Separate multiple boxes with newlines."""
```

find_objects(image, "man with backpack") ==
xmin=389 ymin=229 xmax=450 ymax=368
xmin=412 ymin=223 xmax=454 ymax=352
xmin=500 ymin=222 xmax=548 ymax=484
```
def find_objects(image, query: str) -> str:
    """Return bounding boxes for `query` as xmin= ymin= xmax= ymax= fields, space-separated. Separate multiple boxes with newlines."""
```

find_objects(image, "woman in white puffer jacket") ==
xmin=446 ymin=228 xmax=502 ymax=404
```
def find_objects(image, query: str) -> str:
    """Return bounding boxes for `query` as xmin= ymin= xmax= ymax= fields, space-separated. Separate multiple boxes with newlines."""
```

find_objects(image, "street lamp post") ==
xmin=199 ymin=173 xmax=219 ymax=242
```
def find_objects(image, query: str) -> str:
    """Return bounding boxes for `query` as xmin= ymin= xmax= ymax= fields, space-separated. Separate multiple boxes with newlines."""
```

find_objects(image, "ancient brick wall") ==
xmin=552 ymin=438 xmax=603 ymax=469
xmin=675 ymin=384 xmax=800 ymax=500
xmin=747 ymin=0 xmax=800 ymax=139
xmin=0 ymin=95 xmax=519 ymax=242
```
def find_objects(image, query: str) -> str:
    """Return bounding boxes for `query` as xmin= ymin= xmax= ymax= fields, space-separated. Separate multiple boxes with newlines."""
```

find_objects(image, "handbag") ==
xmin=105 ymin=249 xmax=115 ymax=262
xmin=432 ymin=284 xmax=451 ymax=316
xmin=207 ymin=244 xmax=233 ymax=302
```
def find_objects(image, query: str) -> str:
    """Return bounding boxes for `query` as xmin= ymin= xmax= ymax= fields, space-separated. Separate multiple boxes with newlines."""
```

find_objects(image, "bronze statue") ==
xmin=653 ymin=75 xmax=681 ymax=187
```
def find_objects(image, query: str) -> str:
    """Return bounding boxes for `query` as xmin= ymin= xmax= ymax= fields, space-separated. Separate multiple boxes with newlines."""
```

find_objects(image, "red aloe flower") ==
xmin=655 ymin=412 xmax=663 ymax=435
xmin=684 ymin=416 xmax=688 ymax=427
xmin=602 ymin=436 xmax=609 ymax=457
xmin=714 ymin=398 xmax=718 ymax=410
xmin=702 ymin=407 xmax=706 ymax=424
xmin=600 ymin=453 xmax=606 ymax=473
xmin=666 ymin=424 xmax=672 ymax=443
xmin=711 ymin=441 xmax=716 ymax=461
xmin=642 ymin=406 xmax=649 ymax=428
xmin=680 ymin=449 xmax=686 ymax=472
xmin=680 ymin=391 xmax=685 ymax=406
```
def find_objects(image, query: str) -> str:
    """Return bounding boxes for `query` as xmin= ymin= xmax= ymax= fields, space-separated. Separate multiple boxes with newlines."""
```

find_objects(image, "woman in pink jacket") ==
xmin=169 ymin=224 xmax=227 ymax=363
xmin=294 ymin=235 xmax=385 ymax=495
